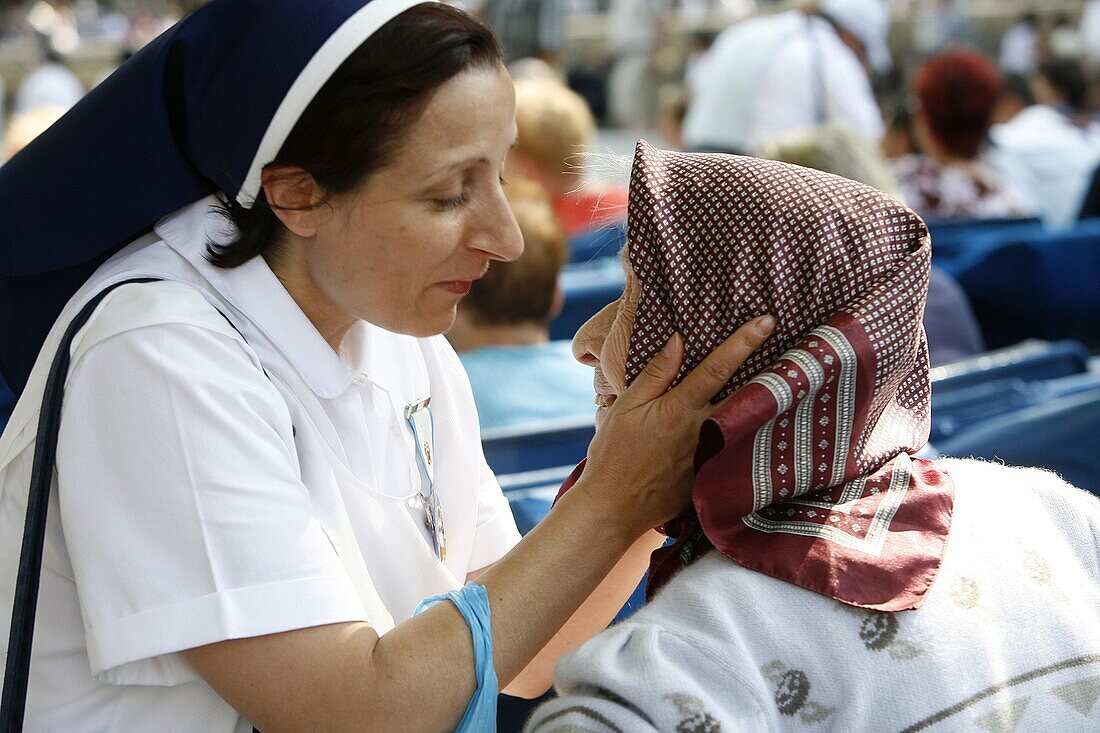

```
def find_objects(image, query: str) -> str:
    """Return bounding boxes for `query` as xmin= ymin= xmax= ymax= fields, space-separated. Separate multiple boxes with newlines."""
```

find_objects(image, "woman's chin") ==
xmin=595 ymin=405 xmax=609 ymax=431
xmin=594 ymin=397 xmax=617 ymax=431
xmin=379 ymin=306 xmax=458 ymax=339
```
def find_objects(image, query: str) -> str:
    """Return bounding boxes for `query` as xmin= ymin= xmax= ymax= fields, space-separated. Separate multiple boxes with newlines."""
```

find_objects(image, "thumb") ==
xmin=617 ymin=333 xmax=684 ymax=409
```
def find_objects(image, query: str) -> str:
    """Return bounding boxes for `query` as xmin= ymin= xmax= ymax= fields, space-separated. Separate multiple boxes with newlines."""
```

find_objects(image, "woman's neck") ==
xmin=262 ymin=250 xmax=356 ymax=352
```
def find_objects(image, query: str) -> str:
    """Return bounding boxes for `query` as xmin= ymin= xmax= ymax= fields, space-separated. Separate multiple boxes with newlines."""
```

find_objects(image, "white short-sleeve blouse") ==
xmin=0 ymin=196 xmax=520 ymax=731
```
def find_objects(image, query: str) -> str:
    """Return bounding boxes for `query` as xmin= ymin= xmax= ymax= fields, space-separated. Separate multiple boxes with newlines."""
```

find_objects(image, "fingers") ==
xmin=671 ymin=315 xmax=775 ymax=411
xmin=615 ymin=333 xmax=684 ymax=409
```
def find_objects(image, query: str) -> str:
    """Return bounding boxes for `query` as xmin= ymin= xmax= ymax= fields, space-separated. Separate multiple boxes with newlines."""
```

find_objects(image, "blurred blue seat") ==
xmin=931 ymin=369 xmax=1100 ymax=443
xmin=567 ymin=223 xmax=626 ymax=264
xmin=930 ymin=219 xmax=1100 ymax=348
xmin=938 ymin=386 xmax=1100 ymax=496
xmin=926 ymin=216 xmax=1039 ymax=250
xmin=927 ymin=218 xmax=1044 ymax=272
xmin=929 ymin=340 xmax=1092 ymax=442
xmin=482 ymin=414 xmax=595 ymax=478
xmin=930 ymin=340 xmax=1090 ymax=395
xmin=483 ymin=413 xmax=648 ymax=634
xmin=548 ymin=259 xmax=626 ymax=341
xmin=483 ymin=416 xmax=593 ymax=537
xmin=931 ymin=378 xmax=1032 ymax=443
xmin=506 ymin=494 xmax=554 ymax=536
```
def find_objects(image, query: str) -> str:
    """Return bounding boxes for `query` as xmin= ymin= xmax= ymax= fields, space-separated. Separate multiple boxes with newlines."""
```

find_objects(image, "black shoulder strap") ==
xmin=1 ymin=278 xmax=279 ymax=732
xmin=1 ymin=278 xmax=161 ymax=730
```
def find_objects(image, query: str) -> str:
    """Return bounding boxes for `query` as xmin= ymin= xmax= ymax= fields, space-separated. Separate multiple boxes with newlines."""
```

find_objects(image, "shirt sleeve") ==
xmin=56 ymin=322 xmax=370 ymax=686
xmin=467 ymin=456 xmax=521 ymax=572
xmin=424 ymin=333 xmax=521 ymax=573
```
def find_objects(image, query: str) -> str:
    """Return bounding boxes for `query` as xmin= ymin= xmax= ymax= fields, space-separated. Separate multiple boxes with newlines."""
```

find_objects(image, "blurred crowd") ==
xmin=3 ymin=0 xmax=1100 ymax=433
xmin=448 ymin=0 xmax=1100 ymax=430
xmin=7 ymin=2 xmax=1100 ymax=226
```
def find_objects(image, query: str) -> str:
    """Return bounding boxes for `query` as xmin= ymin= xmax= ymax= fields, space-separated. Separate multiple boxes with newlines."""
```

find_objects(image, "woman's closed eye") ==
xmin=432 ymin=191 xmax=471 ymax=211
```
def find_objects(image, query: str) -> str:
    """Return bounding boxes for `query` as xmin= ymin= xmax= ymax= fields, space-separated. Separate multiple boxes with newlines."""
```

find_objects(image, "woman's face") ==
xmin=572 ymin=246 xmax=641 ymax=430
xmin=295 ymin=65 xmax=523 ymax=339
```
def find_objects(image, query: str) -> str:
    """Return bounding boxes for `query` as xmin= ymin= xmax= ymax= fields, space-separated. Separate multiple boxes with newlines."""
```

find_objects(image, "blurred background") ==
xmin=4 ymin=6 xmax=1098 ymax=727
xmin=3 ymin=0 xmax=1100 ymax=513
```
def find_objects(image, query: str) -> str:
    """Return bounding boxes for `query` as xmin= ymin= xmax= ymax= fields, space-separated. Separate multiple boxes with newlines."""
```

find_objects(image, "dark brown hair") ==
xmin=461 ymin=177 xmax=566 ymax=326
xmin=207 ymin=4 xmax=503 ymax=268
xmin=914 ymin=49 xmax=1002 ymax=160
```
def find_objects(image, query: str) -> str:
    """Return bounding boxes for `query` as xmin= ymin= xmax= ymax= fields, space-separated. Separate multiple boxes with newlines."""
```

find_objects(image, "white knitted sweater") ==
xmin=527 ymin=459 xmax=1100 ymax=732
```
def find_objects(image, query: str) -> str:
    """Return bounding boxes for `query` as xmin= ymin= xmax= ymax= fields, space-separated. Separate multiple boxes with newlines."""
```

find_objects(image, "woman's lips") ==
xmin=594 ymin=394 xmax=617 ymax=429
xmin=594 ymin=394 xmax=617 ymax=409
xmin=436 ymin=280 xmax=473 ymax=295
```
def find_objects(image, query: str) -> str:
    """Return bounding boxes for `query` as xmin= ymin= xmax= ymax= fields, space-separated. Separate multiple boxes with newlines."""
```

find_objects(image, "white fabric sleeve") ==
xmin=525 ymin=622 xmax=772 ymax=732
xmin=56 ymin=323 xmax=370 ymax=686
xmin=467 ymin=455 xmax=521 ymax=572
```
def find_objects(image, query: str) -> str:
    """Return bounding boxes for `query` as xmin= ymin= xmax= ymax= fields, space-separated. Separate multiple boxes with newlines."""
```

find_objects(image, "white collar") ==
xmin=154 ymin=195 xmax=355 ymax=399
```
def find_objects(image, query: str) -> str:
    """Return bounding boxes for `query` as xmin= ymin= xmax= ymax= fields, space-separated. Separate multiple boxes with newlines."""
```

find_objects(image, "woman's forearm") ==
xmin=354 ymin=481 xmax=647 ymax=729
xmin=187 ymin=483 xmax=645 ymax=733
xmin=502 ymin=528 xmax=664 ymax=697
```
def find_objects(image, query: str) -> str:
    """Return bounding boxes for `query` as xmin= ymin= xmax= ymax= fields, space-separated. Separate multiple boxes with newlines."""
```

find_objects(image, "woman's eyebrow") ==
xmin=426 ymin=139 xmax=519 ymax=179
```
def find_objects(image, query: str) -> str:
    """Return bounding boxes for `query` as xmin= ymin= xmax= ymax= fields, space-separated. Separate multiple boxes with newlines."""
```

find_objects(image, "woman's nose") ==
xmin=470 ymin=191 xmax=524 ymax=263
xmin=572 ymin=300 xmax=616 ymax=367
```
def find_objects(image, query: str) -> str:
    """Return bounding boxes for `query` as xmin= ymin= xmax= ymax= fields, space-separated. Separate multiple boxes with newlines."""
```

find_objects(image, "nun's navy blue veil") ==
xmin=0 ymin=0 xmax=407 ymax=394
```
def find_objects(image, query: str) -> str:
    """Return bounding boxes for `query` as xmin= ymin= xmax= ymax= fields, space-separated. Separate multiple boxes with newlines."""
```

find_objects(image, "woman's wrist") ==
xmin=552 ymin=475 xmax=651 ymax=551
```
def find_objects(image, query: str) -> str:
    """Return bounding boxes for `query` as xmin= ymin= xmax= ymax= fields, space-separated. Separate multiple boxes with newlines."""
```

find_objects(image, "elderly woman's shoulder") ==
xmin=936 ymin=456 xmax=1100 ymax=513
xmin=637 ymin=458 xmax=1100 ymax=625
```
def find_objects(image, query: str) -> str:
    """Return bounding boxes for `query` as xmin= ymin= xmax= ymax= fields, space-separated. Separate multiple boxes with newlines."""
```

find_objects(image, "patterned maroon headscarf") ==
xmin=629 ymin=142 xmax=954 ymax=612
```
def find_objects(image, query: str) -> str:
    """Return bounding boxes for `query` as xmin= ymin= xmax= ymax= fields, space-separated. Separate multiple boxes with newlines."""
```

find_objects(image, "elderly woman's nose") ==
xmin=572 ymin=300 xmax=616 ymax=366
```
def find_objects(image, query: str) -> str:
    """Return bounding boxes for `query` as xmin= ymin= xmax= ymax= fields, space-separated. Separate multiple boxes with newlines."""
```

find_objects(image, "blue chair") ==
xmin=483 ymin=416 xmax=594 ymax=537
xmin=928 ymin=218 xmax=1044 ymax=272
xmin=926 ymin=216 xmax=1039 ymax=250
xmin=931 ymin=219 xmax=1100 ymax=348
xmin=929 ymin=340 xmax=1092 ymax=442
xmin=484 ymin=414 xmax=648 ymax=626
xmin=548 ymin=259 xmax=626 ymax=341
xmin=930 ymin=340 xmax=1090 ymax=396
xmin=506 ymin=495 xmax=554 ymax=536
xmin=482 ymin=414 xmax=595 ymax=478
xmin=938 ymin=386 xmax=1100 ymax=496
xmin=931 ymin=378 xmax=1032 ymax=443
xmin=931 ymin=369 xmax=1100 ymax=443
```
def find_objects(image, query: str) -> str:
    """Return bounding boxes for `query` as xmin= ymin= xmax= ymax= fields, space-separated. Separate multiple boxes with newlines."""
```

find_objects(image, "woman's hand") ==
xmin=577 ymin=315 xmax=776 ymax=538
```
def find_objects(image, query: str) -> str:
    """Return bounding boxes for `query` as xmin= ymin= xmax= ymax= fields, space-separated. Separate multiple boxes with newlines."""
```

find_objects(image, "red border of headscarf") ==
xmin=654 ymin=314 xmax=955 ymax=611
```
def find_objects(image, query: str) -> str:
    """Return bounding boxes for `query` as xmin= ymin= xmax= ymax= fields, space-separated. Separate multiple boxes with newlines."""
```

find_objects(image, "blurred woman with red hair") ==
xmin=892 ymin=49 xmax=1027 ymax=220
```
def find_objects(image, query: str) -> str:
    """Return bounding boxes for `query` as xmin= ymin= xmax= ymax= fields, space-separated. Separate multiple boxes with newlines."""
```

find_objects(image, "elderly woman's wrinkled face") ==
xmin=572 ymin=246 xmax=640 ymax=429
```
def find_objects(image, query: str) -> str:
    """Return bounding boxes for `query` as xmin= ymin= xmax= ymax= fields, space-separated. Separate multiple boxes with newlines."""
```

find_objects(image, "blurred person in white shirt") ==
xmin=988 ymin=58 xmax=1100 ymax=228
xmin=682 ymin=0 xmax=888 ymax=155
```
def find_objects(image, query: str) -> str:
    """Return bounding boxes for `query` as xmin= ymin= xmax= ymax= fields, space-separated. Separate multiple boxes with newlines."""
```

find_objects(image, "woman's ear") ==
xmin=261 ymin=165 xmax=327 ymax=237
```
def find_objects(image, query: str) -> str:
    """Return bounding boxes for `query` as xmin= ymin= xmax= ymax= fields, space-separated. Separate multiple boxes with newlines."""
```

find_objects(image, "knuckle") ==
xmin=700 ymin=356 xmax=733 ymax=384
xmin=642 ymin=359 xmax=669 ymax=379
